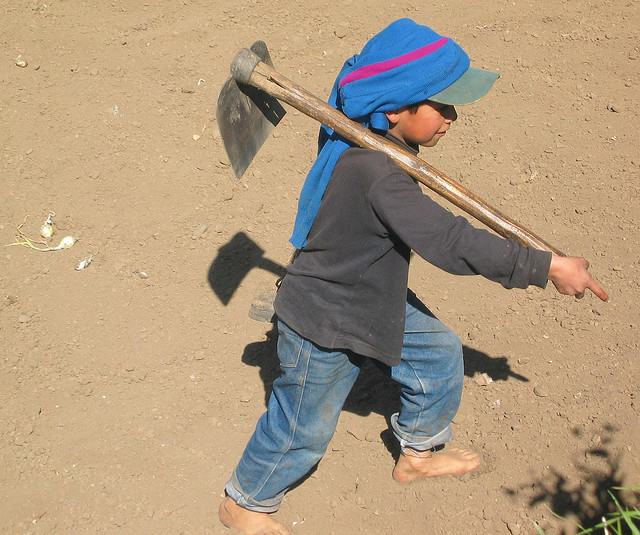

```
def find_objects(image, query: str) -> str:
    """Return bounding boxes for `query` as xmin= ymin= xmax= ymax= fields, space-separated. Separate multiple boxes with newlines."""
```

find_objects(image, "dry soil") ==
xmin=1 ymin=1 xmax=639 ymax=534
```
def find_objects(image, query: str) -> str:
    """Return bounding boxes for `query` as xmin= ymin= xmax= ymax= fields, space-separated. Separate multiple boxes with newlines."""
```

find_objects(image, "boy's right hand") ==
xmin=548 ymin=255 xmax=609 ymax=302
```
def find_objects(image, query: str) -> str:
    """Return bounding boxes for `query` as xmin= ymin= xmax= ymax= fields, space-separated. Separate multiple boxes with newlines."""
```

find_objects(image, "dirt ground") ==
xmin=1 ymin=1 xmax=639 ymax=534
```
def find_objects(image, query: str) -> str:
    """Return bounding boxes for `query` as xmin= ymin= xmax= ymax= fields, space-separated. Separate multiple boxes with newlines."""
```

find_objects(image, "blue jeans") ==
xmin=225 ymin=294 xmax=463 ymax=513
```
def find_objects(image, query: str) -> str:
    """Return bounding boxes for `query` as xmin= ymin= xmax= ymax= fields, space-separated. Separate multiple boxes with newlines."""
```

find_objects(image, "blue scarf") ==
xmin=289 ymin=18 xmax=470 ymax=249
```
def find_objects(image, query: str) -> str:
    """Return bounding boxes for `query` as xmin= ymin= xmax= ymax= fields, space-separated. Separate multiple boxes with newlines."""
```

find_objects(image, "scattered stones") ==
xmin=2 ymin=4 xmax=636 ymax=535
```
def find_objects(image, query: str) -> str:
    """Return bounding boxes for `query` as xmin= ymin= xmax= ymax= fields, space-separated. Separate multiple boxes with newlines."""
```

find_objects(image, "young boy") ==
xmin=219 ymin=19 xmax=608 ymax=535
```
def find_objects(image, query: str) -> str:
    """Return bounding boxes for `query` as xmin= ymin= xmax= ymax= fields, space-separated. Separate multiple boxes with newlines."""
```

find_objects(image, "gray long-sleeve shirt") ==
xmin=274 ymin=136 xmax=552 ymax=366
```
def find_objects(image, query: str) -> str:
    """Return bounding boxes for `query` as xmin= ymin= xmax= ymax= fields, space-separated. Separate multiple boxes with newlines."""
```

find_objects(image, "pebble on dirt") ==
xmin=192 ymin=224 xmax=208 ymax=238
xmin=533 ymin=385 xmax=549 ymax=398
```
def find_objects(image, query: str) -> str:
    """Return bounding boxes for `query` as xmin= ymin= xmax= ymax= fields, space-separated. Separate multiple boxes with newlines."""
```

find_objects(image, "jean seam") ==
xmin=402 ymin=355 xmax=428 ymax=437
xmin=250 ymin=339 xmax=312 ymax=501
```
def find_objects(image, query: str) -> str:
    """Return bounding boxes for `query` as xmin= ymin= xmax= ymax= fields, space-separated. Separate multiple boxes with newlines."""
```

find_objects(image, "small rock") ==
xmin=192 ymin=224 xmax=208 ymax=239
xmin=18 ymin=313 xmax=29 ymax=323
xmin=506 ymin=521 xmax=521 ymax=534
xmin=15 ymin=57 xmax=28 ymax=68
xmin=334 ymin=24 xmax=350 ymax=39
xmin=474 ymin=373 xmax=493 ymax=386
xmin=248 ymin=293 xmax=276 ymax=323
xmin=193 ymin=134 xmax=201 ymax=141
xmin=534 ymin=385 xmax=549 ymax=397
xmin=364 ymin=432 xmax=379 ymax=443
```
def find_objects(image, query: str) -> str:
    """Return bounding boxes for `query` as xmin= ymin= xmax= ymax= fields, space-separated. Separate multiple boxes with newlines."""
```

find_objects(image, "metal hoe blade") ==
xmin=217 ymin=41 xmax=286 ymax=178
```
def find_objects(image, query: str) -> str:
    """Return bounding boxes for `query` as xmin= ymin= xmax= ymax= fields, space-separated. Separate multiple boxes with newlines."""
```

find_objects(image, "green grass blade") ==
xmin=619 ymin=510 xmax=640 ymax=535
xmin=608 ymin=491 xmax=640 ymax=535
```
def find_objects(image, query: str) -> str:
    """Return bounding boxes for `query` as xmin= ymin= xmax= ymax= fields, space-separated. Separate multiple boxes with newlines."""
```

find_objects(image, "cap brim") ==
xmin=429 ymin=67 xmax=500 ymax=105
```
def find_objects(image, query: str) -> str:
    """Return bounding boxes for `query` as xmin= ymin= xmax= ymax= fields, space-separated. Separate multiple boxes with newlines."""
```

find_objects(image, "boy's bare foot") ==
xmin=219 ymin=497 xmax=290 ymax=535
xmin=392 ymin=447 xmax=481 ymax=483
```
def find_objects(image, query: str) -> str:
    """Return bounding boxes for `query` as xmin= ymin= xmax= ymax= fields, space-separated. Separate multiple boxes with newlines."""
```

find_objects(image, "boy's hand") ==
xmin=548 ymin=255 xmax=609 ymax=302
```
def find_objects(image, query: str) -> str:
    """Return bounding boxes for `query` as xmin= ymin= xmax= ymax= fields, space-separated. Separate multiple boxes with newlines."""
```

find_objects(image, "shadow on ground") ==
xmin=214 ymin=234 xmax=533 ymax=418
xmin=462 ymin=345 xmax=529 ymax=383
xmin=504 ymin=424 xmax=639 ymax=534
xmin=208 ymin=232 xmax=286 ymax=305
xmin=210 ymin=233 xmax=540 ymax=398
xmin=241 ymin=322 xmax=528 ymax=418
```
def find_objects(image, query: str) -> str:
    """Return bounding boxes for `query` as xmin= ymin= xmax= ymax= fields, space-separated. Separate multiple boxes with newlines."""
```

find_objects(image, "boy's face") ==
xmin=386 ymin=101 xmax=457 ymax=148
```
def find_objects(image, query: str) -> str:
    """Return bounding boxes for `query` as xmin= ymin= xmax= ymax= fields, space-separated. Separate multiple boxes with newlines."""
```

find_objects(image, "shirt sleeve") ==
xmin=367 ymin=160 xmax=552 ymax=289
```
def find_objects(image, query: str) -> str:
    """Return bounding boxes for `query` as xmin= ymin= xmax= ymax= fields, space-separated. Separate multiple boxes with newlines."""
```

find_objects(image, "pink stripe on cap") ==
xmin=339 ymin=37 xmax=449 ymax=88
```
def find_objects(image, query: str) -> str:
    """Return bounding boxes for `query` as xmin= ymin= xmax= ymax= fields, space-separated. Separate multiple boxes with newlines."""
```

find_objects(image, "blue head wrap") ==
xmin=289 ymin=19 xmax=470 ymax=249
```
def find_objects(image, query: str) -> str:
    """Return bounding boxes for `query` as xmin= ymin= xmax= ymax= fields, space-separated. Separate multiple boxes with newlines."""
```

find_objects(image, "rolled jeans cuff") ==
xmin=225 ymin=477 xmax=282 ymax=514
xmin=390 ymin=412 xmax=453 ymax=452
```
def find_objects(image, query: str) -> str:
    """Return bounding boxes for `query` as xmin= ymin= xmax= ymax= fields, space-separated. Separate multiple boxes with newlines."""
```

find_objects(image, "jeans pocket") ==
xmin=277 ymin=321 xmax=304 ymax=368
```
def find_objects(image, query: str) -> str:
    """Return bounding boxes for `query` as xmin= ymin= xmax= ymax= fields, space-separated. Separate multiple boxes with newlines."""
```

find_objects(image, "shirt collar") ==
xmin=384 ymin=132 xmax=420 ymax=155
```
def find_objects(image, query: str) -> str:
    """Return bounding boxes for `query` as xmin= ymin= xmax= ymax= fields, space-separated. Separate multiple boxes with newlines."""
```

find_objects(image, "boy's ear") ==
xmin=385 ymin=110 xmax=401 ymax=125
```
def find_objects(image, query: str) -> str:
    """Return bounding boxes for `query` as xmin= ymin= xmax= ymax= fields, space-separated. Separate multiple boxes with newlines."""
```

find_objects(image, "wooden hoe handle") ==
xmin=232 ymin=48 xmax=565 ymax=256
